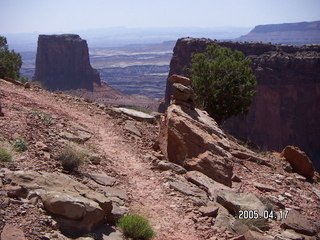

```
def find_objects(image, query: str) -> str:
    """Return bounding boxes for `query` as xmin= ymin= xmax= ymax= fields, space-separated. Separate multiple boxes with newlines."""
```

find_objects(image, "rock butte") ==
xmin=33 ymin=34 xmax=101 ymax=91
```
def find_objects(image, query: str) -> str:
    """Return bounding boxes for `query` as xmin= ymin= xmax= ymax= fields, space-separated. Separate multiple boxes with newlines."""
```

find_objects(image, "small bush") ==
xmin=57 ymin=146 xmax=85 ymax=171
xmin=117 ymin=214 xmax=156 ymax=240
xmin=13 ymin=138 xmax=28 ymax=152
xmin=0 ymin=146 xmax=13 ymax=162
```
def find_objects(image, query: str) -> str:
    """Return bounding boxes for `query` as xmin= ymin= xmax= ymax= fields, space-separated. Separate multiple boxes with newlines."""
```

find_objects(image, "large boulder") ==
xmin=159 ymin=104 xmax=233 ymax=186
xmin=3 ymin=170 xmax=113 ymax=236
xmin=280 ymin=146 xmax=315 ymax=179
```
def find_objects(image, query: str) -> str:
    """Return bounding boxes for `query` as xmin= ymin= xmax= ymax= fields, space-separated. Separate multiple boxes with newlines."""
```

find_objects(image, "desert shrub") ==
xmin=13 ymin=138 xmax=28 ymax=152
xmin=191 ymin=43 xmax=256 ymax=124
xmin=0 ymin=36 xmax=22 ymax=79
xmin=57 ymin=146 xmax=85 ymax=171
xmin=0 ymin=146 xmax=13 ymax=162
xmin=117 ymin=214 xmax=156 ymax=240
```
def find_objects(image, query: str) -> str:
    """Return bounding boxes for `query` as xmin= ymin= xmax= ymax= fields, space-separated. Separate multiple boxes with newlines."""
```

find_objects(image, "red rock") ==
xmin=280 ymin=209 xmax=317 ymax=236
xmin=229 ymin=235 xmax=245 ymax=240
xmin=33 ymin=34 xmax=101 ymax=91
xmin=168 ymin=74 xmax=191 ymax=86
xmin=1 ymin=224 xmax=26 ymax=240
xmin=159 ymin=104 xmax=233 ymax=186
xmin=160 ymin=38 xmax=320 ymax=172
xmin=280 ymin=146 xmax=315 ymax=179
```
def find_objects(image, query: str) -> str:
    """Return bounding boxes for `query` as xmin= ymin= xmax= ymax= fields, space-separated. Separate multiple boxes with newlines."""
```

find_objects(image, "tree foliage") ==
xmin=190 ymin=43 xmax=256 ymax=124
xmin=0 ymin=36 xmax=22 ymax=79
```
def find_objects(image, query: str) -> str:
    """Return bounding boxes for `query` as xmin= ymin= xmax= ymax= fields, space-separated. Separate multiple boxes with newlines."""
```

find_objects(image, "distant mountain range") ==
xmin=236 ymin=20 xmax=320 ymax=45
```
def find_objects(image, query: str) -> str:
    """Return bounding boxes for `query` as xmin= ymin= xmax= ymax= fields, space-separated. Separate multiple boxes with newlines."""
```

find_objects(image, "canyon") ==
xmin=161 ymin=38 xmax=320 ymax=170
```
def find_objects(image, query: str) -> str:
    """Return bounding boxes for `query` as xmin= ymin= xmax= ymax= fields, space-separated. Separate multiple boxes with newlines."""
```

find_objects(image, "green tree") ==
xmin=0 ymin=36 xmax=22 ymax=79
xmin=190 ymin=43 xmax=256 ymax=124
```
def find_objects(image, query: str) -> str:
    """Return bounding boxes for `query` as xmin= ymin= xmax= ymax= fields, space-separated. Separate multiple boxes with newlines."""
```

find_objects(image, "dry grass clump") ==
xmin=56 ymin=146 xmax=86 ymax=171
xmin=0 ymin=146 xmax=13 ymax=162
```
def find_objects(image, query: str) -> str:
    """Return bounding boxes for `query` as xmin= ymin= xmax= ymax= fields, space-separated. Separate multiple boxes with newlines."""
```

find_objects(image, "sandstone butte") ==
xmin=1 ymin=73 xmax=320 ymax=240
xmin=160 ymin=37 xmax=320 ymax=172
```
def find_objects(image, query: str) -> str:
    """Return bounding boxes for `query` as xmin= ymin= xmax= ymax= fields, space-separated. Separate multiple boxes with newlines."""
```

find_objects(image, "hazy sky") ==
xmin=1 ymin=0 xmax=319 ymax=34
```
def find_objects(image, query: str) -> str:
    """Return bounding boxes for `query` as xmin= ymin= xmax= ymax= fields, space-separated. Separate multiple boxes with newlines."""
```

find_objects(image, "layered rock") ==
xmin=33 ymin=34 xmax=100 ymax=91
xmin=3 ymin=170 xmax=113 ymax=236
xmin=158 ymin=104 xmax=234 ymax=187
xmin=160 ymin=37 xmax=320 ymax=171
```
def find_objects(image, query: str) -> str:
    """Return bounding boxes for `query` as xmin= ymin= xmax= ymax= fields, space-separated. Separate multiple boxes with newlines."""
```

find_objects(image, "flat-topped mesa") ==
xmin=33 ymin=34 xmax=101 ymax=91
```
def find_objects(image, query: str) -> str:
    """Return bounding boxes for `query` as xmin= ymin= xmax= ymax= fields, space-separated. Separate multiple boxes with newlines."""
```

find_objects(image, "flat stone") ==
xmin=102 ymin=186 xmax=128 ymax=204
xmin=244 ymin=230 xmax=274 ymax=240
xmin=168 ymin=178 xmax=207 ymax=204
xmin=124 ymin=121 xmax=141 ymax=137
xmin=281 ymin=210 xmax=317 ymax=236
xmin=168 ymin=74 xmax=191 ymax=86
xmin=281 ymin=229 xmax=317 ymax=240
xmin=59 ymin=130 xmax=91 ymax=143
xmin=117 ymin=108 xmax=155 ymax=123
xmin=4 ymin=170 xmax=113 ymax=235
xmin=253 ymin=182 xmax=278 ymax=192
xmin=1 ymin=224 xmax=26 ymax=240
xmin=216 ymin=189 xmax=266 ymax=215
xmin=155 ymin=160 xmax=187 ymax=174
xmin=89 ymin=173 xmax=117 ymax=187
xmin=199 ymin=203 xmax=219 ymax=217
xmin=231 ymin=150 xmax=272 ymax=167
xmin=186 ymin=170 xmax=229 ymax=198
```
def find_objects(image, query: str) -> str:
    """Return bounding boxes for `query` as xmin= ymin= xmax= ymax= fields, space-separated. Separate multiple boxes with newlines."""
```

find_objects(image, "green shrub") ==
xmin=117 ymin=214 xmax=156 ymax=240
xmin=191 ymin=43 xmax=256 ymax=124
xmin=0 ymin=146 xmax=13 ymax=162
xmin=57 ymin=146 xmax=85 ymax=171
xmin=13 ymin=138 xmax=28 ymax=152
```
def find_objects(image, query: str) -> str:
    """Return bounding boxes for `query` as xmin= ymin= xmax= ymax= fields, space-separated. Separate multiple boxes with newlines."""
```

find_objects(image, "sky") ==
xmin=0 ymin=0 xmax=319 ymax=34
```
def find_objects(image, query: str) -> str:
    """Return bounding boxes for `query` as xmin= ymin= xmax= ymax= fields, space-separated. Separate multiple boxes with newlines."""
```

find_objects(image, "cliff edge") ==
xmin=160 ymin=38 xmax=320 ymax=170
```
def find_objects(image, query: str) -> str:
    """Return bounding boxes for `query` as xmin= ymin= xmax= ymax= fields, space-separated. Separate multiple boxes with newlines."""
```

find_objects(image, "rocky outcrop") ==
xmin=161 ymin=37 xmax=320 ymax=171
xmin=159 ymin=103 xmax=234 ymax=187
xmin=2 ymin=169 xmax=113 ymax=236
xmin=33 ymin=34 xmax=100 ymax=91
xmin=236 ymin=20 xmax=320 ymax=45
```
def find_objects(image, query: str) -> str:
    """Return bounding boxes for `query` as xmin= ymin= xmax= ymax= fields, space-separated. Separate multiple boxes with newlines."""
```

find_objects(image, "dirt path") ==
xmin=0 ymin=81 xmax=200 ymax=240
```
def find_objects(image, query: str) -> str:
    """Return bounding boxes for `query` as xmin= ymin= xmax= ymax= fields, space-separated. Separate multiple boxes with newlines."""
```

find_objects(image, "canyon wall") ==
xmin=161 ymin=38 xmax=320 ymax=170
xmin=33 ymin=34 xmax=100 ymax=90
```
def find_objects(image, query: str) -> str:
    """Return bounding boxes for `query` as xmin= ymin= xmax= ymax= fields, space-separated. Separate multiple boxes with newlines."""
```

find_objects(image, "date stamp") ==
xmin=238 ymin=210 xmax=289 ymax=220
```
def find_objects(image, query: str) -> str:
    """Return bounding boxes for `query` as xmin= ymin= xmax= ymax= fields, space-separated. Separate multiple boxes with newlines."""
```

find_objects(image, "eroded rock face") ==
xmin=161 ymin=37 xmax=320 ymax=171
xmin=33 ymin=34 xmax=101 ymax=91
xmin=159 ymin=104 xmax=233 ymax=186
